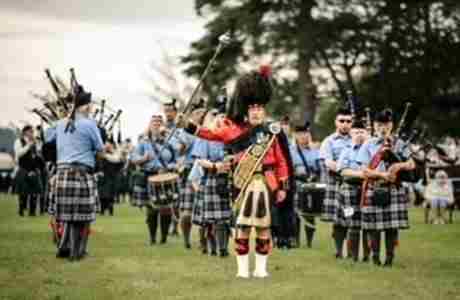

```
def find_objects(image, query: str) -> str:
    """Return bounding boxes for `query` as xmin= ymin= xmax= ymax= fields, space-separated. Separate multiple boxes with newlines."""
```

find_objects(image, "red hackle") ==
xmin=259 ymin=65 xmax=272 ymax=79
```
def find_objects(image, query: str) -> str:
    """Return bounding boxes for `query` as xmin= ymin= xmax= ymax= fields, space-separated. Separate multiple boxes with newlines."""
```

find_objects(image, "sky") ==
xmin=0 ymin=0 xmax=205 ymax=139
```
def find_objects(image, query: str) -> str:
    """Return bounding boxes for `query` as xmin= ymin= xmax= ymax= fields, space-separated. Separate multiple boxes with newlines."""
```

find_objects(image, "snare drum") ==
xmin=297 ymin=182 xmax=326 ymax=216
xmin=147 ymin=172 xmax=180 ymax=206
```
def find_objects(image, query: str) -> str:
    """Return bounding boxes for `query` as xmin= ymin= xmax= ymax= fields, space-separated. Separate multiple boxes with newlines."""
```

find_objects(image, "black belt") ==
xmin=144 ymin=170 xmax=159 ymax=176
xmin=371 ymin=181 xmax=395 ymax=188
xmin=253 ymin=166 xmax=275 ymax=175
xmin=57 ymin=163 xmax=94 ymax=174
xmin=204 ymin=168 xmax=229 ymax=175
xmin=342 ymin=178 xmax=363 ymax=186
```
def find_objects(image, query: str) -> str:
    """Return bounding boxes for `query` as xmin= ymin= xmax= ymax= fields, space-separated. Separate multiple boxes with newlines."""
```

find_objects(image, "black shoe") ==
xmin=335 ymin=253 xmax=343 ymax=259
xmin=372 ymin=256 xmax=381 ymax=266
xmin=210 ymin=250 xmax=217 ymax=256
xmin=150 ymin=239 xmax=156 ymax=245
xmin=219 ymin=250 xmax=229 ymax=257
xmin=201 ymin=248 xmax=208 ymax=255
xmin=56 ymin=249 xmax=70 ymax=258
xmin=19 ymin=212 xmax=24 ymax=217
xmin=362 ymin=256 xmax=370 ymax=263
xmin=185 ymin=243 xmax=191 ymax=249
xmin=383 ymin=256 xmax=393 ymax=267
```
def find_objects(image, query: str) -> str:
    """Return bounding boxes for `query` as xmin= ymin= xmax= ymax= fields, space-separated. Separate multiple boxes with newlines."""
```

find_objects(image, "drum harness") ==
xmin=296 ymin=144 xmax=317 ymax=229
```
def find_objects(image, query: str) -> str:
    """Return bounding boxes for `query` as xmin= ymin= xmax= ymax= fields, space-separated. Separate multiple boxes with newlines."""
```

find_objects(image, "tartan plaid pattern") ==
xmin=192 ymin=174 xmax=232 ymax=225
xmin=147 ymin=177 xmax=180 ymax=208
xmin=321 ymin=174 xmax=339 ymax=222
xmin=334 ymin=182 xmax=363 ymax=229
xmin=362 ymin=185 xmax=410 ymax=230
xmin=130 ymin=171 xmax=148 ymax=207
xmin=46 ymin=175 xmax=56 ymax=212
xmin=178 ymin=168 xmax=194 ymax=212
xmin=49 ymin=166 xmax=99 ymax=222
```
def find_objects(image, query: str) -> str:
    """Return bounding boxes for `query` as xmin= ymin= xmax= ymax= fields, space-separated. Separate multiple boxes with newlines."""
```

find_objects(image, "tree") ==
xmin=183 ymin=0 xmax=323 ymax=124
xmin=184 ymin=0 xmax=460 ymax=137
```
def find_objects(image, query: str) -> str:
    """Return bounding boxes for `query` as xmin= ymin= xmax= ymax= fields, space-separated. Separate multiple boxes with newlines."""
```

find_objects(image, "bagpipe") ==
xmin=29 ymin=68 xmax=125 ymax=163
xmin=162 ymin=32 xmax=231 ymax=147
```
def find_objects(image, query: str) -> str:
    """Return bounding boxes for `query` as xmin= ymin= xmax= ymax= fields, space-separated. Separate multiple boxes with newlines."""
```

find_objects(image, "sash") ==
xmin=232 ymin=124 xmax=280 ymax=211
xmin=360 ymin=143 xmax=386 ymax=207
xmin=150 ymin=139 xmax=174 ymax=170
xmin=296 ymin=144 xmax=312 ymax=180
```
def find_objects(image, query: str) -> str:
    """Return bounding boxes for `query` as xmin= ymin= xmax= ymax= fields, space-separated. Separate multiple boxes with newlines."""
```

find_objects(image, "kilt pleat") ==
xmin=130 ymin=172 xmax=149 ymax=207
xmin=321 ymin=175 xmax=339 ymax=222
xmin=50 ymin=167 xmax=99 ymax=222
xmin=178 ymin=168 xmax=194 ymax=212
xmin=362 ymin=185 xmax=410 ymax=230
xmin=192 ymin=174 xmax=232 ymax=225
xmin=334 ymin=182 xmax=363 ymax=229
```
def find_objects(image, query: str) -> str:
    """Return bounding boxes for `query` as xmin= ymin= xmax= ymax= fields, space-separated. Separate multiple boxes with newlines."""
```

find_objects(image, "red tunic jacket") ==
xmin=196 ymin=118 xmax=290 ymax=191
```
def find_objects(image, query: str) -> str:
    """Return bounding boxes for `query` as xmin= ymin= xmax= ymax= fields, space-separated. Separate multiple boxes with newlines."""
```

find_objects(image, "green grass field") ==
xmin=1 ymin=193 xmax=459 ymax=300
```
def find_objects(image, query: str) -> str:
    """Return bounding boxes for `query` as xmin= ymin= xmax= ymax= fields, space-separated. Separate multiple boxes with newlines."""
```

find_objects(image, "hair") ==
xmin=163 ymin=98 xmax=177 ymax=111
xmin=351 ymin=119 xmax=366 ymax=129
xmin=435 ymin=170 xmax=448 ymax=179
xmin=22 ymin=125 xmax=33 ymax=134
xmin=375 ymin=109 xmax=393 ymax=123
xmin=336 ymin=107 xmax=352 ymax=116
xmin=76 ymin=104 xmax=91 ymax=115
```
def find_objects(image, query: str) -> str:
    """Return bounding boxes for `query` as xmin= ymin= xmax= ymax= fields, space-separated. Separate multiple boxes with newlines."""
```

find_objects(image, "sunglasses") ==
xmin=337 ymin=119 xmax=352 ymax=124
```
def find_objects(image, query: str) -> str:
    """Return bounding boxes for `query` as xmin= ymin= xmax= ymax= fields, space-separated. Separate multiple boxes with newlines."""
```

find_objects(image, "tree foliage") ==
xmin=183 ymin=0 xmax=460 ymax=137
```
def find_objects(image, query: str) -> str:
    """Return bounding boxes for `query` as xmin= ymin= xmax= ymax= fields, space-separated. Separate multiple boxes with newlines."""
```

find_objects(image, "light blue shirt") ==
xmin=189 ymin=138 xmax=208 ymax=161
xmin=44 ymin=126 xmax=57 ymax=142
xmin=187 ymin=140 xmax=225 ymax=183
xmin=204 ymin=141 xmax=225 ymax=162
xmin=188 ymin=161 xmax=204 ymax=183
xmin=46 ymin=114 xmax=104 ymax=168
xmin=172 ymin=129 xmax=205 ymax=167
xmin=337 ymin=144 xmax=362 ymax=172
xmin=289 ymin=143 xmax=321 ymax=176
xmin=135 ymin=137 xmax=176 ymax=172
xmin=320 ymin=133 xmax=352 ymax=162
xmin=356 ymin=137 xmax=387 ymax=171
xmin=356 ymin=137 xmax=411 ymax=171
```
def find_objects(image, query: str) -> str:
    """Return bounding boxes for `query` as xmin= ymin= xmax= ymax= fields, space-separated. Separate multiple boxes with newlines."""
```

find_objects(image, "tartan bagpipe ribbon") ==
xmin=360 ymin=144 xmax=386 ymax=207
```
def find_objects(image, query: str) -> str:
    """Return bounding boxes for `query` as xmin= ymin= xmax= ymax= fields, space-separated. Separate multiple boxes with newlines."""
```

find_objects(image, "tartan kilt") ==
xmin=14 ymin=168 xmax=43 ymax=195
xmin=147 ymin=176 xmax=180 ymax=208
xmin=334 ymin=182 xmax=363 ymax=229
xmin=192 ymin=173 xmax=231 ymax=225
xmin=50 ymin=167 xmax=99 ymax=222
xmin=178 ymin=168 xmax=194 ymax=212
xmin=130 ymin=172 xmax=148 ymax=207
xmin=321 ymin=175 xmax=339 ymax=222
xmin=362 ymin=185 xmax=410 ymax=230
xmin=46 ymin=175 xmax=56 ymax=211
